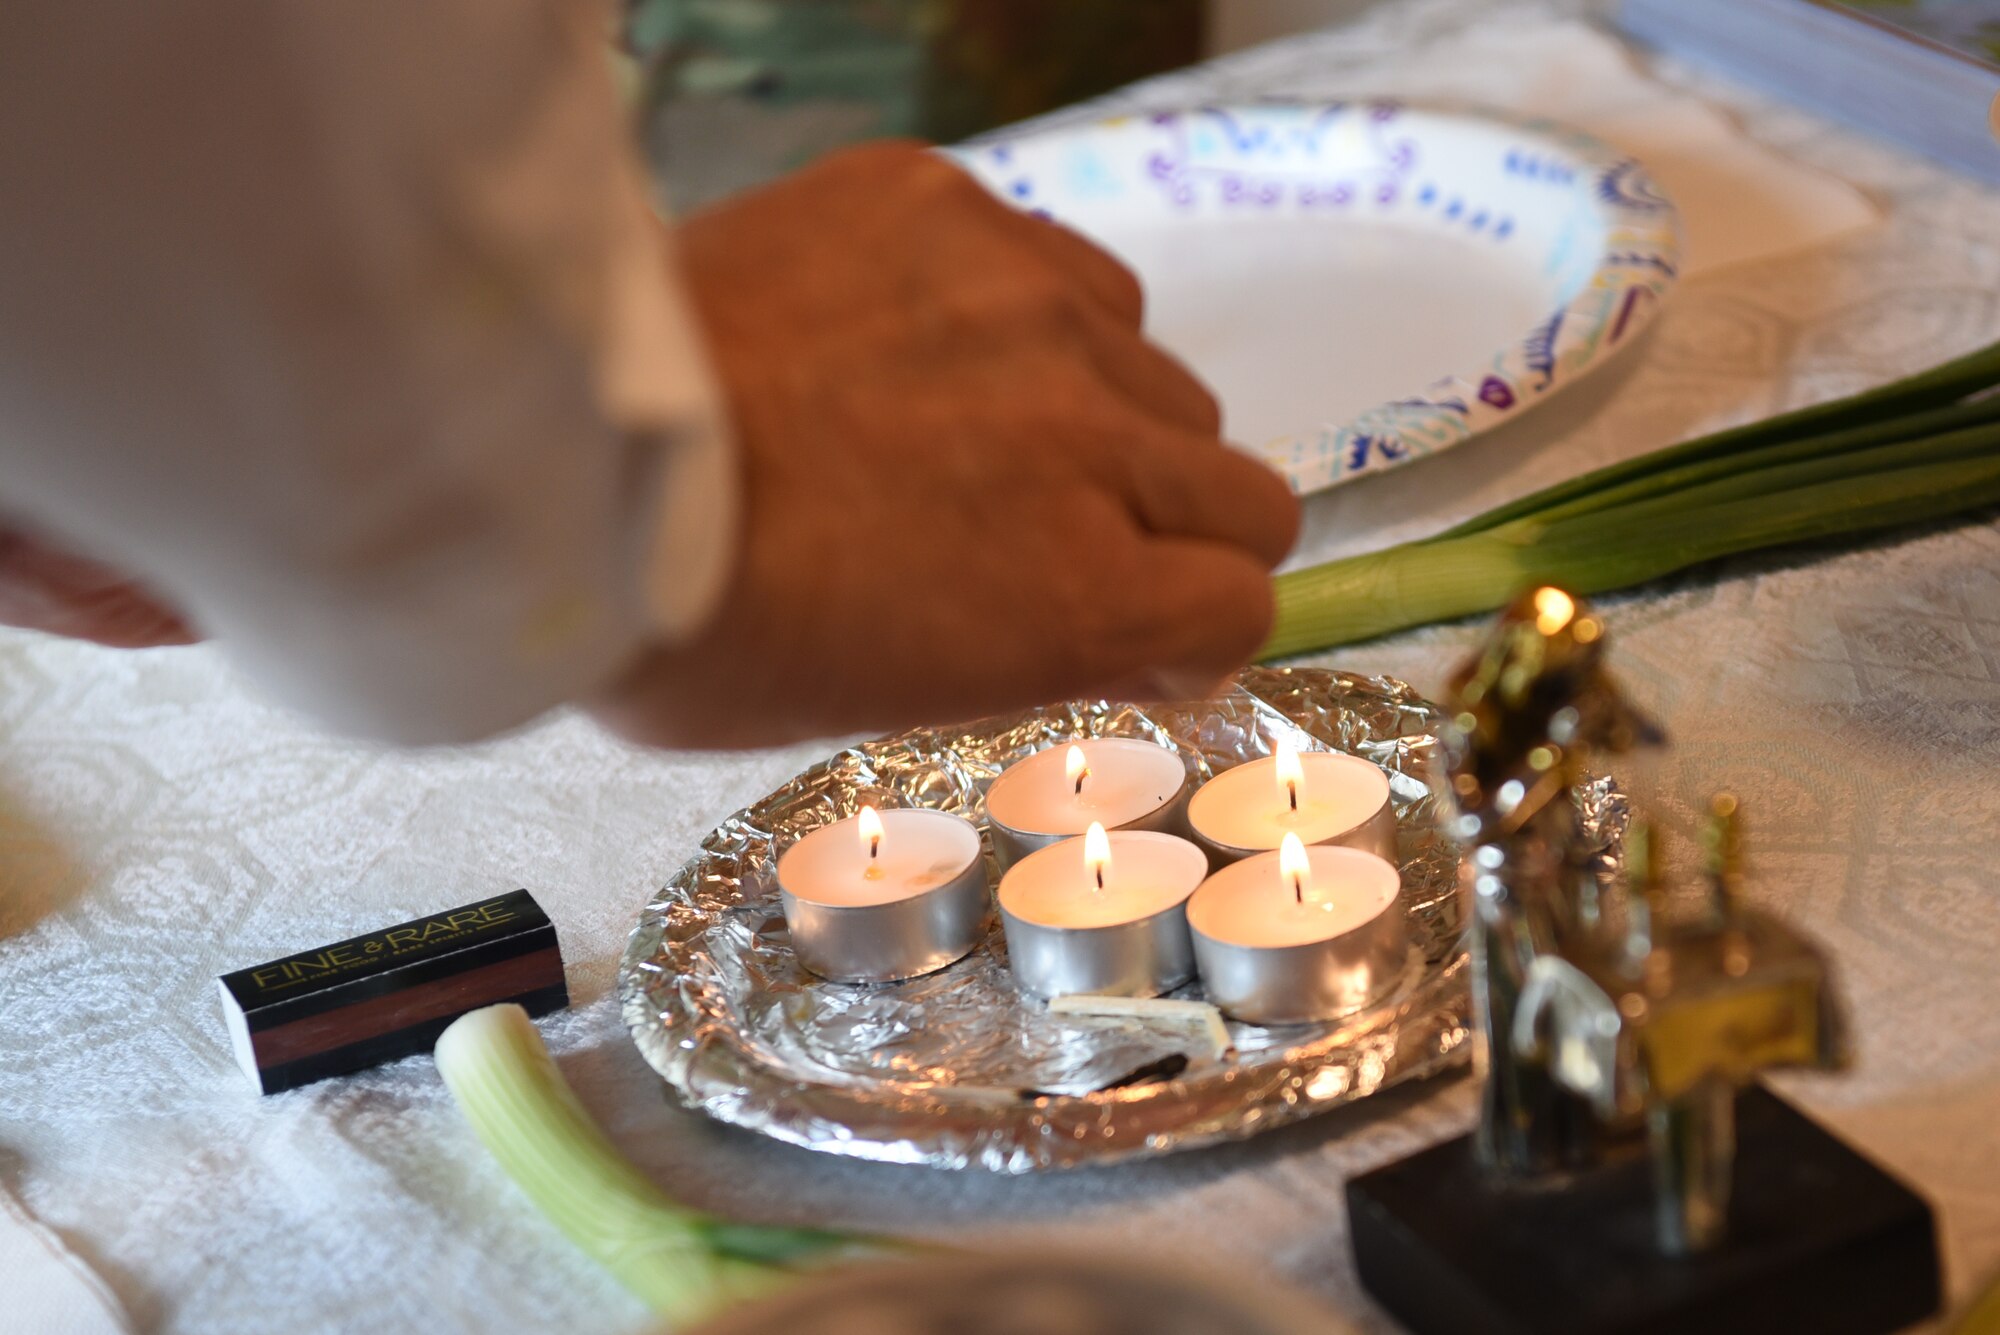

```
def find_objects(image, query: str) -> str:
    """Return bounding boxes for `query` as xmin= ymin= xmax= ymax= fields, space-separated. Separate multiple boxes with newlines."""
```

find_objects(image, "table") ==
xmin=7 ymin=0 xmax=2000 ymax=1330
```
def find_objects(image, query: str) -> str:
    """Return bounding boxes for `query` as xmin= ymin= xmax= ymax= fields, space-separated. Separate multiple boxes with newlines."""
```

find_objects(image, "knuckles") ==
xmin=673 ymin=138 xmax=1288 ymax=742
xmin=826 ymin=139 xmax=994 ymax=209
xmin=790 ymin=142 xmax=1153 ymax=349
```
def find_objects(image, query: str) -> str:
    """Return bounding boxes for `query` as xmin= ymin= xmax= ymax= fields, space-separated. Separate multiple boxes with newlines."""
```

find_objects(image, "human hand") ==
xmin=0 ymin=528 xmax=197 ymax=649
xmin=593 ymin=142 xmax=1299 ymax=749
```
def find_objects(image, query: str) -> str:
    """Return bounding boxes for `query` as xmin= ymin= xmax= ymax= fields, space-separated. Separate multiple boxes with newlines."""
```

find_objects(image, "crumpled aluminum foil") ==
xmin=619 ymin=666 xmax=1625 ymax=1173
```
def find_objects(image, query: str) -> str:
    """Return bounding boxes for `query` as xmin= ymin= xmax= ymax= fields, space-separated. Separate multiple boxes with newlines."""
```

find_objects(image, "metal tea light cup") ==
xmin=991 ymin=784 xmax=1192 ymax=872
xmin=779 ymin=866 xmax=989 ymax=984
xmin=986 ymin=740 xmax=1193 ymax=873
xmin=1187 ymin=752 xmax=1399 ymax=869
xmin=1188 ymin=847 xmax=1410 ymax=1025
xmin=776 ymin=810 xmax=991 ymax=985
xmin=1000 ymin=899 xmax=1197 ymax=999
xmin=1191 ymin=798 xmax=1398 ymax=867
xmin=997 ymin=831 xmax=1207 ymax=999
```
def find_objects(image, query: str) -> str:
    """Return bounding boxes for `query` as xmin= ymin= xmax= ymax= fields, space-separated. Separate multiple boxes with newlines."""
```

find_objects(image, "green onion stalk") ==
xmin=435 ymin=1005 xmax=889 ymax=1326
xmin=1263 ymin=341 xmax=2000 ymax=660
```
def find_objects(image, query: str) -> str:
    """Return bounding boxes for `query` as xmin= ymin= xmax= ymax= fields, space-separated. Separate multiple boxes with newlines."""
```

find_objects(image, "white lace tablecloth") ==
xmin=7 ymin=2 xmax=2000 ymax=1331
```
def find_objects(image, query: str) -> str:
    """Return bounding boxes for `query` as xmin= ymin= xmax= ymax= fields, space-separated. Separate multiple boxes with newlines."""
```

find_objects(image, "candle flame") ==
xmin=1533 ymin=586 xmax=1575 ymax=636
xmin=1280 ymin=832 xmax=1310 ymax=905
xmin=1275 ymin=740 xmax=1303 ymax=813
xmin=1084 ymin=821 xmax=1111 ymax=891
xmin=1066 ymin=744 xmax=1089 ymax=796
xmin=858 ymin=805 xmax=884 ymax=860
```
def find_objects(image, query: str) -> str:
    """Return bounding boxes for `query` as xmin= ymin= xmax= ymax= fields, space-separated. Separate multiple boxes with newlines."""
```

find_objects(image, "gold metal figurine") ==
xmin=1350 ymin=588 xmax=1935 ymax=1334
xmin=1450 ymin=587 xmax=1848 ymax=1255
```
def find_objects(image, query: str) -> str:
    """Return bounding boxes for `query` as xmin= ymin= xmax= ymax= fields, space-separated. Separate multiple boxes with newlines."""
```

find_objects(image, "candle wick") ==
xmin=1288 ymin=782 xmax=1298 ymax=813
xmin=1293 ymin=873 xmax=1302 ymax=905
xmin=1074 ymin=770 xmax=1087 ymax=796
xmin=1095 ymin=867 xmax=1104 ymax=891
xmin=869 ymin=837 xmax=880 ymax=860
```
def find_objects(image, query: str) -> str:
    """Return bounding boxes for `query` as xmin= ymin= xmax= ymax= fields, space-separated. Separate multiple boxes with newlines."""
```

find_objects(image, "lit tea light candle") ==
xmin=1186 ymin=739 xmax=1396 ymax=867
xmin=776 ymin=804 xmax=988 ymax=984
xmin=986 ymin=737 xmax=1190 ymax=871
xmin=1188 ymin=833 xmax=1409 ymax=1024
xmin=998 ymin=822 xmax=1209 ymax=999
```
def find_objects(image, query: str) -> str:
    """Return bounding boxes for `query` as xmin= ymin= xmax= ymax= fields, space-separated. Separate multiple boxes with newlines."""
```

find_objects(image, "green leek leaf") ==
xmin=1266 ymin=446 xmax=2000 ymax=659
xmin=435 ymin=1005 xmax=881 ymax=1325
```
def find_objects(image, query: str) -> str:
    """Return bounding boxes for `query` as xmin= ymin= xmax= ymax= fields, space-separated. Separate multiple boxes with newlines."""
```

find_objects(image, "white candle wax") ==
xmin=986 ymin=737 xmax=1185 ymax=837
xmin=998 ymin=830 xmax=1208 ymax=929
xmin=1187 ymin=750 xmax=1390 ymax=853
xmin=777 ymin=808 xmax=981 ymax=908
xmin=1188 ymin=844 xmax=1400 ymax=948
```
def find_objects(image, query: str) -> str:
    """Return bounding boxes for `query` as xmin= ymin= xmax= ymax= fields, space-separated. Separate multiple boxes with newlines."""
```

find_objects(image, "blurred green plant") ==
xmin=623 ymin=0 xmax=1201 ymax=205
xmin=628 ymin=1 xmax=927 ymax=128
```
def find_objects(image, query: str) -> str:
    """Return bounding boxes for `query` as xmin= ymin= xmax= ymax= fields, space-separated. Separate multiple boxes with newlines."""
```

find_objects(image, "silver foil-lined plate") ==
xmin=620 ymin=666 xmax=1625 ymax=1173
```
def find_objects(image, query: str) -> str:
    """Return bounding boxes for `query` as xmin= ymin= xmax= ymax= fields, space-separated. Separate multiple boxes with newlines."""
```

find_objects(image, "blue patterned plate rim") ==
xmin=954 ymin=100 xmax=1683 ymax=495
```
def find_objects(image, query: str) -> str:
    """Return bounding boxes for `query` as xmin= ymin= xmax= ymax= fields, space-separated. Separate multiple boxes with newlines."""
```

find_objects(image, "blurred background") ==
xmin=626 ymin=0 xmax=1376 ymax=208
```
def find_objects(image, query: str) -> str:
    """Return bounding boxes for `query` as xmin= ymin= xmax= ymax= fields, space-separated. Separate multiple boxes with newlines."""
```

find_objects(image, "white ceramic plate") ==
xmin=954 ymin=102 xmax=1682 ymax=494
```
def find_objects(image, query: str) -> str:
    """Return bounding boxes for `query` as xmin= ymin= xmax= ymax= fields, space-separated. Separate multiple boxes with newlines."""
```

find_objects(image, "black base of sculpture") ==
xmin=1347 ymin=1085 xmax=1939 ymax=1335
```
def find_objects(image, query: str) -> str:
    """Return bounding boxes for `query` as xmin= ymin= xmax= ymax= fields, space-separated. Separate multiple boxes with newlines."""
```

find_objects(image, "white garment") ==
xmin=0 ymin=0 xmax=735 ymax=744
xmin=0 ymin=1182 xmax=129 ymax=1335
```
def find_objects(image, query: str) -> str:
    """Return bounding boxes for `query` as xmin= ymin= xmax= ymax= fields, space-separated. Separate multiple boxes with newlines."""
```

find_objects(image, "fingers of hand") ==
xmin=1013 ymin=215 xmax=1146 ymax=328
xmin=1000 ymin=207 xmax=1223 ymax=437
xmin=974 ymin=210 xmax=1289 ymax=557
xmin=1076 ymin=412 xmax=1302 ymax=569
xmin=0 ymin=534 xmax=197 ymax=648
xmin=1094 ymin=540 xmax=1275 ymax=693
xmin=1063 ymin=300 xmax=1223 ymax=437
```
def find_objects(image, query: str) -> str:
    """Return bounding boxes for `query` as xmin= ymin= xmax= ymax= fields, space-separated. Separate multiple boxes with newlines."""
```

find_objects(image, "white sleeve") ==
xmin=0 ymin=0 xmax=737 ymax=744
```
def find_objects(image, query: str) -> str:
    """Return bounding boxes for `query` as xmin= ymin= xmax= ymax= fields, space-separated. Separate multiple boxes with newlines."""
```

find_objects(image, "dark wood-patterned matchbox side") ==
xmin=217 ymin=889 xmax=567 ymax=1094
